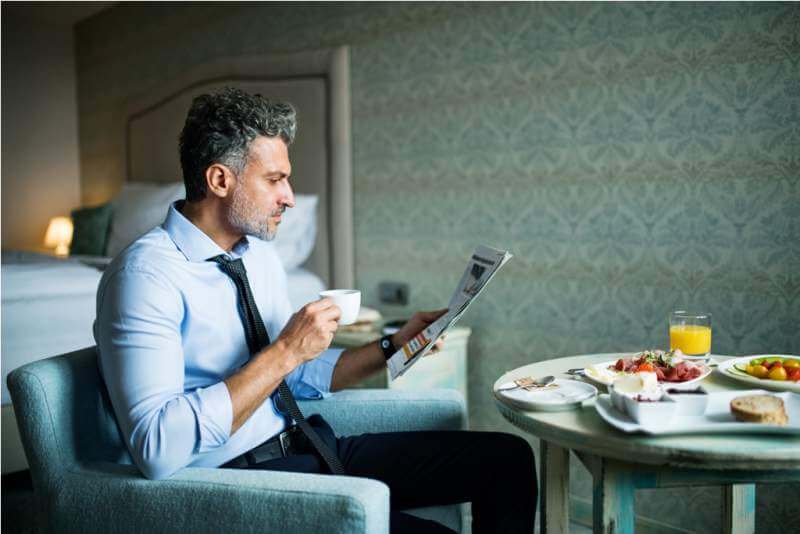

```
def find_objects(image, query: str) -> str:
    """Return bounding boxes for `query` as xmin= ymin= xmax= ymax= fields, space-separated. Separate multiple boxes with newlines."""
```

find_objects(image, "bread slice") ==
xmin=730 ymin=395 xmax=788 ymax=426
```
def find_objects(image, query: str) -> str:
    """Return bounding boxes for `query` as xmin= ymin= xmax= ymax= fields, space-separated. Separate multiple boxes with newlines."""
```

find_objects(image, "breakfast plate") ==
xmin=717 ymin=355 xmax=800 ymax=394
xmin=594 ymin=389 xmax=800 ymax=435
xmin=583 ymin=356 xmax=712 ymax=389
xmin=494 ymin=378 xmax=597 ymax=412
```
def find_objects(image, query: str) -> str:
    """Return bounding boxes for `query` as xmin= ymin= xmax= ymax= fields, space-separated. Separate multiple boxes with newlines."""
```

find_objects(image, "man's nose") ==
xmin=281 ymin=180 xmax=295 ymax=209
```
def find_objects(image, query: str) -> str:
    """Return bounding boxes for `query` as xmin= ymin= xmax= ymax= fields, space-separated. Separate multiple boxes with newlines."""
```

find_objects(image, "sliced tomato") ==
xmin=788 ymin=368 xmax=800 ymax=382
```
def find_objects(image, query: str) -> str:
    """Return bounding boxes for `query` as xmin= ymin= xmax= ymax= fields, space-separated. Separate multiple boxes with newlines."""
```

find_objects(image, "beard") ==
xmin=227 ymin=185 xmax=283 ymax=241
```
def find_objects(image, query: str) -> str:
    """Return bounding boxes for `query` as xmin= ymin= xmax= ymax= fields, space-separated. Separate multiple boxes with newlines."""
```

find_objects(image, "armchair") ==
xmin=7 ymin=347 xmax=468 ymax=533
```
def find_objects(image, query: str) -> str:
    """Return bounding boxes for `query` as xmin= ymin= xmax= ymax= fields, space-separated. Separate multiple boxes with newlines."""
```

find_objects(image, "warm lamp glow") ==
xmin=44 ymin=216 xmax=73 ymax=257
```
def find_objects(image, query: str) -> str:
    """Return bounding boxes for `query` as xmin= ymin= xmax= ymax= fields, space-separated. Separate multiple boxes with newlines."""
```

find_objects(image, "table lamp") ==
xmin=44 ymin=216 xmax=73 ymax=257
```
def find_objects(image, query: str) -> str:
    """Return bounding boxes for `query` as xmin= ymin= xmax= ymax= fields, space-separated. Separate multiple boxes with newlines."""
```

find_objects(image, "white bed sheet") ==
xmin=2 ymin=254 xmax=103 ymax=404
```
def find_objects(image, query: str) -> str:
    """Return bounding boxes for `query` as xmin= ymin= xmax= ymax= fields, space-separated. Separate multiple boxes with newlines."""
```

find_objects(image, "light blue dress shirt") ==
xmin=94 ymin=201 xmax=343 ymax=480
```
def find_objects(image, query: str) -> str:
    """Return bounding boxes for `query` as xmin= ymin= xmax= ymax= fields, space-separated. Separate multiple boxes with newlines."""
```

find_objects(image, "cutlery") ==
xmin=497 ymin=375 xmax=555 ymax=392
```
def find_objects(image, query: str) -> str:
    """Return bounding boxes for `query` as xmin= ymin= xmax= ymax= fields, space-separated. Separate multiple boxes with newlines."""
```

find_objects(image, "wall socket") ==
xmin=378 ymin=281 xmax=409 ymax=305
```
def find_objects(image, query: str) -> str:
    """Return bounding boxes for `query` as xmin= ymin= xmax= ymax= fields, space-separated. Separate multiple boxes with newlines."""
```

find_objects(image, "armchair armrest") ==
xmin=298 ymin=388 xmax=467 ymax=435
xmin=55 ymin=464 xmax=389 ymax=534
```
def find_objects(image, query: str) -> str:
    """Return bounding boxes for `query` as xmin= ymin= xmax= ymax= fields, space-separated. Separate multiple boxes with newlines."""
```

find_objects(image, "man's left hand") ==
xmin=392 ymin=309 xmax=449 ymax=355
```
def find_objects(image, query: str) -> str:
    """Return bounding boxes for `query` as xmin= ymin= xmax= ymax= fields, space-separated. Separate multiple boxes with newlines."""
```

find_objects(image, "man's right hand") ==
xmin=277 ymin=298 xmax=341 ymax=364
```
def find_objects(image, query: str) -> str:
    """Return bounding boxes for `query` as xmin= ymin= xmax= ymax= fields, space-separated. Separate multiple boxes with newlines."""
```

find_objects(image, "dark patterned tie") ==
xmin=211 ymin=255 xmax=345 ymax=475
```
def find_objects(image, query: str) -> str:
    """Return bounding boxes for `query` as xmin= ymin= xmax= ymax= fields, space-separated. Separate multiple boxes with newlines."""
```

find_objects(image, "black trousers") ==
xmin=226 ymin=415 xmax=537 ymax=533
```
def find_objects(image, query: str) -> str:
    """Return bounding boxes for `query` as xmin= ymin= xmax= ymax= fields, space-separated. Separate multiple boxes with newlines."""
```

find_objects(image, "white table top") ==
xmin=494 ymin=354 xmax=800 ymax=470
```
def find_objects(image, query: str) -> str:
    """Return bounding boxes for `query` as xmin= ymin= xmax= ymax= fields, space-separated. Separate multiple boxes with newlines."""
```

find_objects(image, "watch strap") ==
xmin=379 ymin=334 xmax=397 ymax=361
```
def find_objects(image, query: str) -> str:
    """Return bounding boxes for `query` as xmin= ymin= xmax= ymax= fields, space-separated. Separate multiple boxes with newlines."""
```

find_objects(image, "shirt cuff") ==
xmin=189 ymin=381 xmax=233 ymax=452
xmin=290 ymin=347 xmax=344 ymax=399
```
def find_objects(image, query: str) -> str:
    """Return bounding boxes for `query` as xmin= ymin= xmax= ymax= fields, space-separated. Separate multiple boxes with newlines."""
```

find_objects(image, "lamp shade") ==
xmin=44 ymin=216 xmax=73 ymax=256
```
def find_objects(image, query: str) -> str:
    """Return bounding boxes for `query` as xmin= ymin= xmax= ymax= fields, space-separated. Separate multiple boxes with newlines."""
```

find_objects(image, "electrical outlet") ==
xmin=379 ymin=281 xmax=409 ymax=305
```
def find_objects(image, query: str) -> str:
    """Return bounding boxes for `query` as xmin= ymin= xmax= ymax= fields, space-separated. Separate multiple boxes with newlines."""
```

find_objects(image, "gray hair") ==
xmin=179 ymin=87 xmax=296 ymax=201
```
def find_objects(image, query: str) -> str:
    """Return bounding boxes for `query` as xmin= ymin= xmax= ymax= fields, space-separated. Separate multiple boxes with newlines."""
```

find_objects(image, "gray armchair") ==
xmin=7 ymin=346 xmax=468 ymax=533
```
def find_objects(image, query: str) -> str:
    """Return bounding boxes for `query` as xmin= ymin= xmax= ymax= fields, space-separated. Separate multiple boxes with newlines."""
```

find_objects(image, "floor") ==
xmin=1 ymin=470 xmax=592 ymax=533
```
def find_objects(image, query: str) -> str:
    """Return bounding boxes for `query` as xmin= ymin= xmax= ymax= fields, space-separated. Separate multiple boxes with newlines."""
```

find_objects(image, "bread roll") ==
xmin=730 ymin=394 xmax=788 ymax=426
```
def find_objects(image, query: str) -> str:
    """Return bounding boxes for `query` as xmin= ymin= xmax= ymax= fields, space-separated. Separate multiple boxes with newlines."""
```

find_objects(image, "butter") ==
xmin=612 ymin=372 xmax=659 ymax=395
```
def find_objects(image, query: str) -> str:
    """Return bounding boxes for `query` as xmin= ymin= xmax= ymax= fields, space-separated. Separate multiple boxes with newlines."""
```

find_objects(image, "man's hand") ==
xmin=392 ymin=309 xmax=449 ymax=355
xmin=331 ymin=308 xmax=449 ymax=391
xmin=277 ymin=298 xmax=341 ymax=364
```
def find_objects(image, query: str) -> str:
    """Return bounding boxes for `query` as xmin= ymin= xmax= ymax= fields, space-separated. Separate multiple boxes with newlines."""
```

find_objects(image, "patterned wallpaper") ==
xmin=76 ymin=2 xmax=799 ymax=532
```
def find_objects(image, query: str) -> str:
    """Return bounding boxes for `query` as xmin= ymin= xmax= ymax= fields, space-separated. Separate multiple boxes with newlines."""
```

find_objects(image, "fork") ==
xmin=497 ymin=375 xmax=556 ymax=392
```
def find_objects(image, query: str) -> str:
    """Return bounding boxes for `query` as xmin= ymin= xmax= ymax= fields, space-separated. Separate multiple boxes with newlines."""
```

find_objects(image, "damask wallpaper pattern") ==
xmin=76 ymin=2 xmax=799 ymax=532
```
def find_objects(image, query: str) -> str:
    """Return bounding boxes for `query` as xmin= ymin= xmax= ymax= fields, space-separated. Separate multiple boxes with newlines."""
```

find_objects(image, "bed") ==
xmin=2 ymin=47 xmax=353 ymax=474
xmin=1 ymin=252 xmax=103 ymax=406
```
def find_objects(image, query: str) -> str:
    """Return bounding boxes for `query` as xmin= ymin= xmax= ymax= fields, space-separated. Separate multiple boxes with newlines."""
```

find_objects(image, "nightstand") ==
xmin=332 ymin=324 xmax=471 ymax=405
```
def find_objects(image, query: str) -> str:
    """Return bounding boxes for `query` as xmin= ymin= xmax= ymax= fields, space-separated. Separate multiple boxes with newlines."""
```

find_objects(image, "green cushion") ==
xmin=70 ymin=203 xmax=113 ymax=256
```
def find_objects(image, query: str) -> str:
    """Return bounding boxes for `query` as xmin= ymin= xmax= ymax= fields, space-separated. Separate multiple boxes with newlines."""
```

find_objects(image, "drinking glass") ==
xmin=669 ymin=311 xmax=712 ymax=361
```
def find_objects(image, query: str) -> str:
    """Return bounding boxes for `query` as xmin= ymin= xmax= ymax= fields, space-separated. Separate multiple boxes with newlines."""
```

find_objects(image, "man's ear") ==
xmin=205 ymin=163 xmax=235 ymax=198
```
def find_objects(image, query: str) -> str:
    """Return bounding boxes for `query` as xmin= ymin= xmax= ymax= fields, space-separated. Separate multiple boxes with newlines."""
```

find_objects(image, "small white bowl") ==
xmin=609 ymin=383 xmax=677 ymax=425
xmin=609 ymin=381 xmax=662 ymax=413
xmin=664 ymin=387 xmax=709 ymax=416
xmin=622 ymin=395 xmax=677 ymax=425
xmin=609 ymin=385 xmax=629 ymax=412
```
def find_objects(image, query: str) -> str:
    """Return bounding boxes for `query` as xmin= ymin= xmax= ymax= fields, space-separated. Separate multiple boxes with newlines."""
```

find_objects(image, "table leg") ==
xmin=540 ymin=440 xmax=569 ymax=534
xmin=722 ymin=484 xmax=755 ymax=534
xmin=592 ymin=458 xmax=635 ymax=534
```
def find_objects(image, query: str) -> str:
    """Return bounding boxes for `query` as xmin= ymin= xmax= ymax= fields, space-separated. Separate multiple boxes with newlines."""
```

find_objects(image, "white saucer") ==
xmin=494 ymin=379 xmax=597 ymax=412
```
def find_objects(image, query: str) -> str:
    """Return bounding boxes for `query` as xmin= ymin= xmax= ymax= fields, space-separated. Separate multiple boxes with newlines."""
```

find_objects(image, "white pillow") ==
xmin=106 ymin=182 xmax=185 ymax=257
xmin=273 ymin=194 xmax=318 ymax=269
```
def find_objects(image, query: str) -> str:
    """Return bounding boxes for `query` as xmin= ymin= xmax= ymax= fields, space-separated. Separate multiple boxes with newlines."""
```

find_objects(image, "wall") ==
xmin=1 ymin=6 xmax=82 ymax=251
xmin=75 ymin=2 xmax=799 ymax=532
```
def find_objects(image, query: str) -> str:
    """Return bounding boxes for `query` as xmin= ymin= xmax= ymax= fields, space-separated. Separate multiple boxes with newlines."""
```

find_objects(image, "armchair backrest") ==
xmin=7 ymin=346 xmax=132 ymax=492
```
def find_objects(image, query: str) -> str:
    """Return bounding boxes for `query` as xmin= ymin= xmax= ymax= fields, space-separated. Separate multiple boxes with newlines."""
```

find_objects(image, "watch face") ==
xmin=381 ymin=339 xmax=390 ymax=349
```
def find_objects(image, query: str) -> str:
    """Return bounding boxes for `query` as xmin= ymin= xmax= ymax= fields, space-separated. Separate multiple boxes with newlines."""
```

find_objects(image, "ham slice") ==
xmin=654 ymin=367 xmax=666 ymax=381
xmin=661 ymin=362 xmax=703 ymax=382
xmin=608 ymin=355 xmax=703 ymax=383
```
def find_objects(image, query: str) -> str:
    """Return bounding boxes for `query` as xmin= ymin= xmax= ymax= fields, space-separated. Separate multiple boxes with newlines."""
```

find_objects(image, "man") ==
xmin=95 ymin=87 xmax=536 ymax=533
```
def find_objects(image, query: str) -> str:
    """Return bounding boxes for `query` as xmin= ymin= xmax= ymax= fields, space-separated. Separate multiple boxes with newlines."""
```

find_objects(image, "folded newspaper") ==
xmin=387 ymin=245 xmax=513 ymax=380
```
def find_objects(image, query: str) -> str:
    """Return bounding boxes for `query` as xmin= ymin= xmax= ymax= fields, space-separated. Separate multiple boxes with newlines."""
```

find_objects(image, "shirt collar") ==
xmin=163 ymin=200 xmax=250 ymax=262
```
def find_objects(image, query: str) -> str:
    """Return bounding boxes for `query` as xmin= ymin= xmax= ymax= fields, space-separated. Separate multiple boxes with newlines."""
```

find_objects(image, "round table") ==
xmin=494 ymin=354 xmax=800 ymax=534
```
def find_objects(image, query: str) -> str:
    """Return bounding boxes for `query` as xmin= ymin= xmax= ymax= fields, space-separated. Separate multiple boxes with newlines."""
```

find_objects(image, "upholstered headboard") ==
xmin=119 ymin=48 xmax=353 ymax=289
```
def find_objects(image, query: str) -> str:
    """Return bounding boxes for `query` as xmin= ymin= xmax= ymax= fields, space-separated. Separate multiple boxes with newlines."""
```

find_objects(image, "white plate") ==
xmin=494 ymin=379 xmax=597 ymax=412
xmin=595 ymin=390 xmax=800 ymax=435
xmin=584 ymin=359 xmax=712 ymax=388
xmin=717 ymin=355 xmax=800 ymax=393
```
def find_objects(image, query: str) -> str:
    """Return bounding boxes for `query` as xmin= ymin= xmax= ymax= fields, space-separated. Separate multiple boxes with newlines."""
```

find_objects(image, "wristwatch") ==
xmin=379 ymin=334 xmax=397 ymax=360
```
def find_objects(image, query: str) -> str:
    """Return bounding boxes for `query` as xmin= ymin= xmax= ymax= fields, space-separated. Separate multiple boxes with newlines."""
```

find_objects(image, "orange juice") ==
xmin=669 ymin=324 xmax=711 ymax=356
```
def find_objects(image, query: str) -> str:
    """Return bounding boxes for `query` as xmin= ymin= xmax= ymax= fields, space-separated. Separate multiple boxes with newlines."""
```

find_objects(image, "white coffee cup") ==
xmin=319 ymin=289 xmax=361 ymax=325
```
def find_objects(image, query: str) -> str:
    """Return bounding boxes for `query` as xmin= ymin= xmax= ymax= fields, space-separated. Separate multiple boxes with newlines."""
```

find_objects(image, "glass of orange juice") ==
xmin=669 ymin=311 xmax=712 ymax=361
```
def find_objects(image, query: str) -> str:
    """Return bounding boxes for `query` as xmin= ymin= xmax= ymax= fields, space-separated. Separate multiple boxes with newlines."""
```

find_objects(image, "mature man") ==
xmin=95 ymin=87 xmax=536 ymax=533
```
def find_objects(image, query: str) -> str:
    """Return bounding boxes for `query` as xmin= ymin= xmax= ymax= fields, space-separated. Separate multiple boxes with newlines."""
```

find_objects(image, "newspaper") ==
xmin=387 ymin=245 xmax=513 ymax=380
